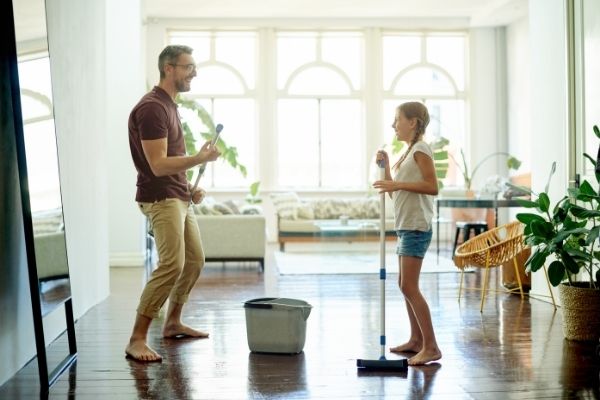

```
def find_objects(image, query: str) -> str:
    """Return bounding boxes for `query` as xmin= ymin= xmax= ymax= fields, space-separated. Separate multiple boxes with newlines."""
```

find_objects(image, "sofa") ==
xmin=32 ymin=209 xmax=69 ymax=281
xmin=194 ymin=199 xmax=266 ymax=270
xmin=271 ymin=192 xmax=396 ymax=251
xmin=145 ymin=200 xmax=266 ymax=271
xmin=196 ymin=214 xmax=266 ymax=270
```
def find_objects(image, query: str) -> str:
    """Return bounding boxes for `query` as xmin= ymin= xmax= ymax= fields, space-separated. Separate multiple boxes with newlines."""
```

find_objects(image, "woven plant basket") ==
xmin=559 ymin=283 xmax=600 ymax=341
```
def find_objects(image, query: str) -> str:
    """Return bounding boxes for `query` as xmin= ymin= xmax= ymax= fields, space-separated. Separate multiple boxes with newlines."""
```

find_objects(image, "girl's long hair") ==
xmin=392 ymin=102 xmax=430 ymax=171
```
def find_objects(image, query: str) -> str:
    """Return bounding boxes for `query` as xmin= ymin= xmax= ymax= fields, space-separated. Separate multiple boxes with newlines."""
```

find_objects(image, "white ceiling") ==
xmin=143 ymin=0 xmax=528 ymax=27
xmin=12 ymin=0 xmax=529 ymax=43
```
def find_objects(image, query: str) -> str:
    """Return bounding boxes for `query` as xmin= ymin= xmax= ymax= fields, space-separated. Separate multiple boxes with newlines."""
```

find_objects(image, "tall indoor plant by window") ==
xmin=450 ymin=149 xmax=521 ymax=191
xmin=176 ymin=96 xmax=247 ymax=180
xmin=516 ymin=125 xmax=600 ymax=341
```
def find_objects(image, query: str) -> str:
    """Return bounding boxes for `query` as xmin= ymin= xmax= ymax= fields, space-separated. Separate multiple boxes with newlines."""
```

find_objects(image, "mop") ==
xmin=189 ymin=123 xmax=223 ymax=203
xmin=356 ymin=161 xmax=408 ymax=371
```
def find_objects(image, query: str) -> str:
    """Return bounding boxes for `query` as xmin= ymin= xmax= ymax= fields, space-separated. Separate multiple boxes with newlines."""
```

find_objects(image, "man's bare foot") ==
xmin=390 ymin=340 xmax=422 ymax=353
xmin=163 ymin=323 xmax=209 ymax=338
xmin=408 ymin=348 xmax=442 ymax=366
xmin=125 ymin=339 xmax=162 ymax=362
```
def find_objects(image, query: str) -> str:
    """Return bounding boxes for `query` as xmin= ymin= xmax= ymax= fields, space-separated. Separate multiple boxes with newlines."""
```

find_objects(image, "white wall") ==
xmin=106 ymin=0 xmax=146 ymax=267
xmin=47 ymin=0 xmax=110 ymax=317
xmin=528 ymin=0 xmax=568 ymax=304
xmin=506 ymin=17 xmax=532 ymax=175
xmin=468 ymin=27 xmax=507 ymax=190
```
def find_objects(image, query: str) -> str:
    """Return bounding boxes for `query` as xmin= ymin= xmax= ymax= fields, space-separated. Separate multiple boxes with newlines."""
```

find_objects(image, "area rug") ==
xmin=274 ymin=250 xmax=458 ymax=275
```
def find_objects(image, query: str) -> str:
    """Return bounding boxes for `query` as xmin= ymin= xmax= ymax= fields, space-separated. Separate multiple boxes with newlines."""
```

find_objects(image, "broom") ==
xmin=356 ymin=161 xmax=408 ymax=371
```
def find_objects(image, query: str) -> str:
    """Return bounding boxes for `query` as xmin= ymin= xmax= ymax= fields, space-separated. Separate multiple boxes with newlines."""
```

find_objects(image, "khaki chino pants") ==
xmin=137 ymin=198 xmax=204 ymax=319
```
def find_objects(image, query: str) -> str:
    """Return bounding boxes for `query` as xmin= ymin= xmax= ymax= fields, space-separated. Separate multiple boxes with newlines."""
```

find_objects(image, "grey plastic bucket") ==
xmin=244 ymin=297 xmax=312 ymax=354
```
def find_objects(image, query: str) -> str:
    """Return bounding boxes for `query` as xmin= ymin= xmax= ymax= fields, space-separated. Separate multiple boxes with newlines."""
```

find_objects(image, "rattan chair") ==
xmin=453 ymin=220 xmax=556 ymax=312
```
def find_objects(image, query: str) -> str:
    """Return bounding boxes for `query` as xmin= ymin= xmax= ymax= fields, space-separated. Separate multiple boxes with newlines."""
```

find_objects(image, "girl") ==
xmin=373 ymin=102 xmax=442 ymax=366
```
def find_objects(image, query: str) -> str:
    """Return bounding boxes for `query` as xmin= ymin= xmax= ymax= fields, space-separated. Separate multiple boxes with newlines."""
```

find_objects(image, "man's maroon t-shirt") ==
xmin=128 ymin=86 xmax=189 ymax=202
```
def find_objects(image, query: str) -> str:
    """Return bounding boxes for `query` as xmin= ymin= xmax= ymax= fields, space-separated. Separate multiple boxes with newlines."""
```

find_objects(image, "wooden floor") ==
xmin=1 ymin=245 xmax=599 ymax=399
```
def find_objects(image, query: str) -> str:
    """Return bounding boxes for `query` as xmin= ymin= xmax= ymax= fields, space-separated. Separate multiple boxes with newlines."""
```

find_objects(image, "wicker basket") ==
xmin=559 ymin=283 xmax=600 ymax=341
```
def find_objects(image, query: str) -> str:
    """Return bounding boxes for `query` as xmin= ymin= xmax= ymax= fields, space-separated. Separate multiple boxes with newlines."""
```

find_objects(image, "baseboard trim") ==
xmin=110 ymin=252 xmax=144 ymax=267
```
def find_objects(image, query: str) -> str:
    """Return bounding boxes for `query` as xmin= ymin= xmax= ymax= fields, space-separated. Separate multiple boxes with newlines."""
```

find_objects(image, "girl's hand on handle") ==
xmin=373 ymin=179 xmax=398 ymax=194
xmin=375 ymin=150 xmax=389 ymax=168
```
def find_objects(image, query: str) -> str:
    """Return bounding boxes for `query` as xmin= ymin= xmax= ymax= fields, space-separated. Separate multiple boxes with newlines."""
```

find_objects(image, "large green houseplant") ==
xmin=176 ymin=96 xmax=264 ymax=202
xmin=176 ymin=95 xmax=247 ymax=181
xmin=515 ymin=125 xmax=600 ymax=341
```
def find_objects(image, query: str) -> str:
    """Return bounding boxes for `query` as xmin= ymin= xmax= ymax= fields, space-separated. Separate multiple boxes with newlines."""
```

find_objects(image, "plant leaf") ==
xmin=538 ymin=193 xmax=550 ymax=212
xmin=544 ymin=161 xmax=557 ymax=194
xmin=516 ymin=213 xmax=546 ymax=225
xmin=560 ymin=251 xmax=580 ymax=274
xmin=506 ymin=156 xmax=521 ymax=170
xmin=587 ymin=226 xmax=600 ymax=246
xmin=516 ymin=199 xmax=539 ymax=208
xmin=530 ymin=220 xmax=554 ymax=239
xmin=578 ymin=179 xmax=598 ymax=197
xmin=547 ymin=260 xmax=565 ymax=286
xmin=526 ymin=248 xmax=549 ymax=272
xmin=551 ymin=227 xmax=588 ymax=244
xmin=570 ymin=205 xmax=600 ymax=218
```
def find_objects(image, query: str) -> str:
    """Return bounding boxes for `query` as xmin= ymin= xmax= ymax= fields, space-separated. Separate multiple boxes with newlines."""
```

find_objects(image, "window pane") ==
xmin=17 ymin=57 xmax=53 ymax=100
xmin=393 ymin=67 xmax=455 ymax=96
xmin=288 ymin=66 xmax=351 ymax=95
xmin=168 ymin=32 xmax=211 ymax=64
xmin=383 ymin=35 xmax=421 ymax=90
xmin=277 ymin=99 xmax=319 ymax=187
xmin=321 ymin=100 xmax=362 ymax=187
xmin=23 ymin=119 xmax=61 ymax=212
xmin=425 ymin=100 xmax=466 ymax=187
xmin=277 ymin=34 xmax=317 ymax=89
xmin=20 ymin=92 xmax=52 ymax=122
xmin=382 ymin=101 xmax=402 ymax=147
xmin=191 ymin=65 xmax=245 ymax=94
xmin=215 ymin=32 xmax=256 ymax=90
xmin=209 ymin=99 xmax=256 ymax=188
xmin=426 ymin=36 xmax=465 ymax=91
xmin=321 ymin=33 xmax=362 ymax=90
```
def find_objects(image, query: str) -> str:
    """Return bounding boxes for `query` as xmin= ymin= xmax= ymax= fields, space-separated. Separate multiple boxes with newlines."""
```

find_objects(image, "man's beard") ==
xmin=175 ymin=78 xmax=191 ymax=93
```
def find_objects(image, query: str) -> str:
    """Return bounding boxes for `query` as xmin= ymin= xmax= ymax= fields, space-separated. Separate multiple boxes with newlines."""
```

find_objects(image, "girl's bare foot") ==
xmin=408 ymin=348 xmax=442 ymax=366
xmin=125 ymin=340 xmax=162 ymax=362
xmin=163 ymin=323 xmax=209 ymax=338
xmin=390 ymin=340 xmax=422 ymax=353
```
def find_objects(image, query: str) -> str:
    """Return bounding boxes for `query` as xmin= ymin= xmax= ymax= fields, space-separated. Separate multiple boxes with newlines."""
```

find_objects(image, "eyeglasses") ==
xmin=169 ymin=63 xmax=196 ymax=73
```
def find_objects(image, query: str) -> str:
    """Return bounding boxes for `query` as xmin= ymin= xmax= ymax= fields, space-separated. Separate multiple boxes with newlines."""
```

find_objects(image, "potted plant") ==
xmin=246 ymin=181 xmax=262 ymax=204
xmin=449 ymin=149 xmax=521 ymax=192
xmin=515 ymin=125 xmax=600 ymax=341
xmin=176 ymin=95 xmax=247 ymax=181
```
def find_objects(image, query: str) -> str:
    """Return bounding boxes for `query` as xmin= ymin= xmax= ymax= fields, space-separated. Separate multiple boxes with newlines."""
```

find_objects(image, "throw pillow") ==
xmin=213 ymin=202 xmax=234 ymax=215
xmin=312 ymin=199 xmax=349 ymax=219
xmin=271 ymin=192 xmax=300 ymax=220
xmin=296 ymin=203 xmax=315 ymax=219
xmin=224 ymin=200 xmax=241 ymax=214
xmin=240 ymin=204 xmax=263 ymax=215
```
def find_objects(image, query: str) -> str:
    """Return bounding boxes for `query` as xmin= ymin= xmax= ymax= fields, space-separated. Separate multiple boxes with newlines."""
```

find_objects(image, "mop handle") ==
xmin=189 ymin=124 xmax=223 ymax=204
xmin=378 ymin=161 xmax=386 ymax=359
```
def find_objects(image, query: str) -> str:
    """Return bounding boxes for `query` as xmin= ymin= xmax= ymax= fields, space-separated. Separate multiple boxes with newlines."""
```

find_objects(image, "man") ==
xmin=126 ymin=45 xmax=220 ymax=362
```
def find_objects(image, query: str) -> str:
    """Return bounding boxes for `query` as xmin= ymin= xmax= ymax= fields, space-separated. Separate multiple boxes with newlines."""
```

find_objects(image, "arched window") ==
xmin=382 ymin=33 xmax=467 ymax=187
xmin=170 ymin=31 xmax=257 ymax=189
xmin=277 ymin=31 xmax=363 ymax=188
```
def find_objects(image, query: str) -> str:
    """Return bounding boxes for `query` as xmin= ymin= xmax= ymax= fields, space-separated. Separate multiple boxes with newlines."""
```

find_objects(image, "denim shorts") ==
xmin=395 ymin=229 xmax=433 ymax=259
